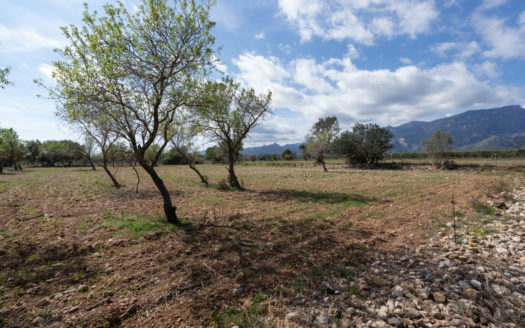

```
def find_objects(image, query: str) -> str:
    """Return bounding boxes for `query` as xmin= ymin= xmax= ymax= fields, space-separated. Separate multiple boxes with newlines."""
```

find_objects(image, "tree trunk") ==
xmin=227 ymin=150 xmax=242 ymax=190
xmin=0 ymin=164 xmax=3 ymax=174
xmin=102 ymin=164 xmax=122 ymax=189
xmin=87 ymin=156 xmax=96 ymax=171
xmin=139 ymin=161 xmax=179 ymax=224
xmin=100 ymin=151 xmax=121 ymax=188
xmin=188 ymin=162 xmax=208 ymax=185
xmin=321 ymin=159 xmax=328 ymax=172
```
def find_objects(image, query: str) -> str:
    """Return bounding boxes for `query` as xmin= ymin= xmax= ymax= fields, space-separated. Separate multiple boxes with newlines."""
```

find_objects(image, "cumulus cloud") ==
xmin=473 ymin=10 xmax=525 ymax=59
xmin=0 ymin=25 xmax=62 ymax=52
xmin=277 ymin=0 xmax=438 ymax=44
xmin=233 ymin=51 xmax=518 ymax=142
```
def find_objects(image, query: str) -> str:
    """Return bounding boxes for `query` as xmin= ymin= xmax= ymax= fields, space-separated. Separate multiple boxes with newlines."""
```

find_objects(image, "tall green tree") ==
xmin=198 ymin=77 xmax=272 ymax=189
xmin=0 ymin=128 xmax=26 ymax=171
xmin=421 ymin=130 xmax=454 ymax=169
xmin=306 ymin=116 xmax=340 ymax=172
xmin=335 ymin=123 xmax=393 ymax=166
xmin=40 ymin=0 xmax=217 ymax=224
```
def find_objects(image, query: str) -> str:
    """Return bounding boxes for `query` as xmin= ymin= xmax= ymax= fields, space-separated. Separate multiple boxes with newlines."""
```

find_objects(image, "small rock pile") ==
xmin=280 ymin=191 xmax=525 ymax=327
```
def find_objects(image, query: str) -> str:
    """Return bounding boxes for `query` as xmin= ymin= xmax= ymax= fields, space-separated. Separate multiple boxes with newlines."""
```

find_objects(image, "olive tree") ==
xmin=306 ymin=116 xmax=340 ymax=172
xmin=40 ymin=0 xmax=216 ymax=224
xmin=421 ymin=130 xmax=454 ymax=169
xmin=198 ymin=77 xmax=271 ymax=189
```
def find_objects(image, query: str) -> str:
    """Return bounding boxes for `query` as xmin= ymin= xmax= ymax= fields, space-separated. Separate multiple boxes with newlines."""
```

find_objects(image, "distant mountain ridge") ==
xmin=241 ymin=142 xmax=302 ymax=155
xmin=388 ymin=105 xmax=525 ymax=152
xmin=240 ymin=105 xmax=525 ymax=155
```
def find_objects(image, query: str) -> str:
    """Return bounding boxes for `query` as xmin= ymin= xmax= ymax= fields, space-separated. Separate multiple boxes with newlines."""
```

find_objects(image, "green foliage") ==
xmin=421 ymin=130 xmax=454 ymax=169
xmin=281 ymin=149 xmax=296 ymax=160
xmin=0 ymin=66 xmax=11 ymax=89
xmin=39 ymin=140 xmax=83 ymax=167
xmin=24 ymin=140 xmax=42 ymax=164
xmin=306 ymin=116 xmax=340 ymax=168
xmin=198 ymin=77 xmax=271 ymax=188
xmin=0 ymin=127 xmax=26 ymax=170
xmin=334 ymin=123 xmax=393 ymax=165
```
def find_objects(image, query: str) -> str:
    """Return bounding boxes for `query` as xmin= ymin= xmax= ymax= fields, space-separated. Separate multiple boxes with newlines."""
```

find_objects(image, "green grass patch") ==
xmin=469 ymin=199 xmax=495 ymax=215
xmin=209 ymin=291 xmax=273 ymax=328
xmin=102 ymin=212 xmax=182 ymax=238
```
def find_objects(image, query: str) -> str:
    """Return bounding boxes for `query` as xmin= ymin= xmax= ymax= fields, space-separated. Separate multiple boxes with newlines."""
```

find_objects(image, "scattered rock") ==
xmin=315 ymin=314 xmax=330 ymax=324
xmin=432 ymin=291 xmax=446 ymax=303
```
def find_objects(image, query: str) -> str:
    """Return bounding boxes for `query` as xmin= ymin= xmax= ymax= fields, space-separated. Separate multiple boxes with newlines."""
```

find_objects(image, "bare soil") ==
xmin=0 ymin=164 xmax=514 ymax=327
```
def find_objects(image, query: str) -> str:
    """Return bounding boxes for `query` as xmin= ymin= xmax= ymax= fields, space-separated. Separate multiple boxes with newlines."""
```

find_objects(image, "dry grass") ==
xmin=0 ymin=164 xmax=515 ymax=327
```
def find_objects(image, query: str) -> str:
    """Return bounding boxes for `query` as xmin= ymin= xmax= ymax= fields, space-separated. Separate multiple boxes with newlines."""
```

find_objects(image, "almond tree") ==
xmin=306 ymin=116 xmax=340 ymax=172
xmin=39 ymin=0 xmax=216 ymax=224
xmin=198 ymin=77 xmax=271 ymax=190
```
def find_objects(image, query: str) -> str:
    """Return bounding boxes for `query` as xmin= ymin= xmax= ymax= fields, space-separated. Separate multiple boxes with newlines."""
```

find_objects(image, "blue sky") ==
xmin=1 ymin=0 xmax=525 ymax=147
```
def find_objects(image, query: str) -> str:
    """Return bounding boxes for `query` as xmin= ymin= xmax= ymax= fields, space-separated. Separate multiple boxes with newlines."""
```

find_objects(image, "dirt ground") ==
xmin=0 ymin=163 xmax=517 ymax=327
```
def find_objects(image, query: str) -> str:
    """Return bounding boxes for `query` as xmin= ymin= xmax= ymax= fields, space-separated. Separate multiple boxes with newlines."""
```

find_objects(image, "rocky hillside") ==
xmin=389 ymin=105 xmax=525 ymax=152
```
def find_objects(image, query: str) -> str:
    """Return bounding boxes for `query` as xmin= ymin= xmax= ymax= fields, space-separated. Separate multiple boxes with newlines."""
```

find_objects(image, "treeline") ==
xmin=387 ymin=148 xmax=525 ymax=160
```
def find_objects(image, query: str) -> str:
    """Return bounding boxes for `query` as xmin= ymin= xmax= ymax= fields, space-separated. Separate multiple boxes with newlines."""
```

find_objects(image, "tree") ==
xmin=170 ymin=115 xmax=208 ymax=185
xmin=40 ymin=0 xmax=216 ymax=224
xmin=0 ymin=128 xmax=26 ymax=171
xmin=81 ymin=135 xmax=97 ymax=171
xmin=204 ymin=146 xmax=225 ymax=163
xmin=39 ymin=140 xmax=83 ymax=167
xmin=306 ymin=116 xmax=340 ymax=172
xmin=335 ymin=123 xmax=393 ymax=166
xmin=282 ymin=149 xmax=296 ymax=160
xmin=198 ymin=77 xmax=271 ymax=189
xmin=421 ymin=130 xmax=454 ymax=169
xmin=25 ymin=140 xmax=41 ymax=164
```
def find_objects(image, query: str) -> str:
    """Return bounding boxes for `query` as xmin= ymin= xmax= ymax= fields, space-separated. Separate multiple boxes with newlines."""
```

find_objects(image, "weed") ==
xmin=469 ymin=199 xmax=495 ymax=215
xmin=347 ymin=287 xmax=362 ymax=297
xmin=208 ymin=291 xmax=272 ymax=328
xmin=337 ymin=267 xmax=353 ymax=279
xmin=367 ymin=278 xmax=384 ymax=287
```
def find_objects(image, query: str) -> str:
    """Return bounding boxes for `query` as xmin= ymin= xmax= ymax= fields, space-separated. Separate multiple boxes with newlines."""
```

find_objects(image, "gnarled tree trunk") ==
xmin=227 ymin=149 xmax=242 ymax=190
xmin=189 ymin=162 xmax=208 ymax=185
xmin=138 ymin=156 xmax=178 ymax=224
xmin=102 ymin=153 xmax=121 ymax=189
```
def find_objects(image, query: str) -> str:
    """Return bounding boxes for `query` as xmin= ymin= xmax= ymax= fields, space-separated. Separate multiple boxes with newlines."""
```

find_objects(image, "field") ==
xmin=0 ymin=162 xmax=520 ymax=327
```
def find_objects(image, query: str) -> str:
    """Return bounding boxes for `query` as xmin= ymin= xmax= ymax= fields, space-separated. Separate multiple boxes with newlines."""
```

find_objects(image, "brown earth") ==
xmin=0 ymin=164 xmax=515 ymax=327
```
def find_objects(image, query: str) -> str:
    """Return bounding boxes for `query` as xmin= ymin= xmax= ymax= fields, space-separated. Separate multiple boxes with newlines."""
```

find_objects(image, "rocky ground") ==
xmin=278 ymin=192 xmax=525 ymax=328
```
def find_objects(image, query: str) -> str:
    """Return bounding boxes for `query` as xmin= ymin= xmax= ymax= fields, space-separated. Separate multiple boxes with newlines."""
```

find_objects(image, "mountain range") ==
xmin=240 ymin=105 xmax=525 ymax=155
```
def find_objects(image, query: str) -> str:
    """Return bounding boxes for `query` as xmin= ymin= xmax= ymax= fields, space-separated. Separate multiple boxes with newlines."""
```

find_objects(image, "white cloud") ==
xmin=254 ymin=32 xmax=265 ymax=39
xmin=474 ymin=60 xmax=501 ymax=78
xmin=346 ymin=44 xmax=360 ymax=59
xmin=38 ymin=63 xmax=55 ymax=79
xmin=233 ymin=51 xmax=518 ymax=140
xmin=277 ymin=0 xmax=438 ymax=44
xmin=212 ymin=56 xmax=228 ymax=74
xmin=400 ymin=57 xmax=412 ymax=64
xmin=431 ymin=41 xmax=480 ymax=58
xmin=478 ymin=0 xmax=507 ymax=11
xmin=0 ymin=25 xmax=62 ymax=53
xmin=473 ymin=11 xmax=525 ymax=59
